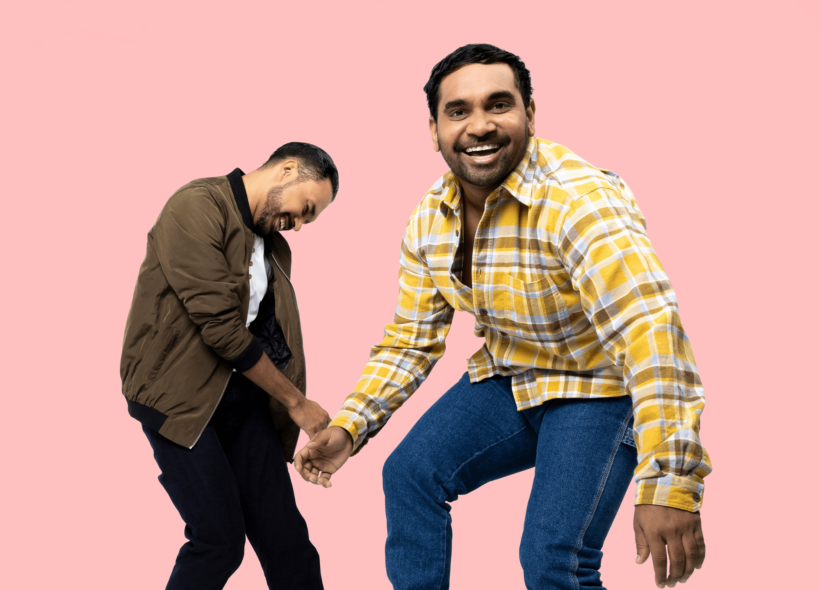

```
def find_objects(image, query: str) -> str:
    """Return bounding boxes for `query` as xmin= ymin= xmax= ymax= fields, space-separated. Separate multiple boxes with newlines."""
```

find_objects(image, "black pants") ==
xmin=143 ymin=374 xmax=323 ymax=590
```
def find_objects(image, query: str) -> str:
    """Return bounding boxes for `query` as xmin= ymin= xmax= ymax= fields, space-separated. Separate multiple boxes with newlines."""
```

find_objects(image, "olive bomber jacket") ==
xmin=120 ymin=170 xmax=307 ymax=459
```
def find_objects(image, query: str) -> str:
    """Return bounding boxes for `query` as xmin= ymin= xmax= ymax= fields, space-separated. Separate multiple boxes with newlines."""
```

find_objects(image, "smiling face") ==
xmin=429 ymin=62 xmax=535 ymax=195
xmin=253 ymin=166 xmax=333 ymax=236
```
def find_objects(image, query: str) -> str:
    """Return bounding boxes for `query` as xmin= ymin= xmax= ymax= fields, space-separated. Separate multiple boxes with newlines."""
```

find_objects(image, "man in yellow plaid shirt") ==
xmin=296 ymin=44 xmax=711 ymax=590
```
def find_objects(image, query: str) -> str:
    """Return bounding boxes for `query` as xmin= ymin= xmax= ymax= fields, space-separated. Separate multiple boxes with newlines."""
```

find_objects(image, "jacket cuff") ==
xmin=634 ymin=474 xmax=704 ymax=512
xmin=228 ymin=335 xmax=265 ymax=373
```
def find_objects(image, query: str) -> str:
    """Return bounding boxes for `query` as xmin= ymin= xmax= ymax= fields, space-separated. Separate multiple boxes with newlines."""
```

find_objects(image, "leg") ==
xmin=382 ymin=373 xmax=540 ymax=590
xmin=143 ymin=424 xmax=246 ymax=590
xmin=518 ymin=396 xmax=637 ymax=590
xmin=223 ymin=389 xmax=323 ymax=590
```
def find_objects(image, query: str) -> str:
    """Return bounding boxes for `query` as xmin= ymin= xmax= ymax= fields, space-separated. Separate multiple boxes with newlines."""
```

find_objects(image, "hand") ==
xmin=293 ymin=426 xmax=354 ymax=488
xmin=287 ymin=397 xmax=331 ymax=438
xmin=634 ymin=505 xmax=705 ymax=587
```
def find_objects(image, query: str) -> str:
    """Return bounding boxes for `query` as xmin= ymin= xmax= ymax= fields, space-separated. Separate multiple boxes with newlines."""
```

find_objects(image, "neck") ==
xmin=241 ymin=167 xmax=273 ymax=223
xmin=458 ymin=178 xmax=497 ymax=213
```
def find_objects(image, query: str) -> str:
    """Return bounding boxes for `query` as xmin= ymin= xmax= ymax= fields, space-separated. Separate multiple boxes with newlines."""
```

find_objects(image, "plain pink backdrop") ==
xmin=3 ymin=1 xmax=818 ymax=588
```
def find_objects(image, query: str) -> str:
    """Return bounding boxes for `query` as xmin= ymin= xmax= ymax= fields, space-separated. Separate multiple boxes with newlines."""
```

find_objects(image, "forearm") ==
xmin=243 ymin=353 xmax=302 ymax=410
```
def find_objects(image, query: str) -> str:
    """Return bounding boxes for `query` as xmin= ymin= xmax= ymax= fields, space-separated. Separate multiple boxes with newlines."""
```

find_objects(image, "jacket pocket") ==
xmin=146 ymin=327 xmax=180 ymax=386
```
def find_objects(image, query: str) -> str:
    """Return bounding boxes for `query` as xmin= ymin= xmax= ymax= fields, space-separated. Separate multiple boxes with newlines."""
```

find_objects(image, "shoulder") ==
xmin=529 ymin=138 xmax=640 ymax=212
xmin=405 ymin=171 xmax=458 ymax=236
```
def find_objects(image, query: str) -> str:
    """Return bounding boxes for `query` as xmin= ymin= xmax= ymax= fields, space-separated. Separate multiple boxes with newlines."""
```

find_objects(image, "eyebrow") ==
xmin=487 ymin=90 xmax=516 ymax=103
xmin=442 ymin=90 xmax=517 ymax=113
xmin=442 ymin=98 xmax=469 ymax=111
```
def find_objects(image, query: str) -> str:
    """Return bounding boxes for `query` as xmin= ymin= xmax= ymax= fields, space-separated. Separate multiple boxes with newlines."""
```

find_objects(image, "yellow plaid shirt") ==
xmin=330 ymin=137 xmax=712 ymax=512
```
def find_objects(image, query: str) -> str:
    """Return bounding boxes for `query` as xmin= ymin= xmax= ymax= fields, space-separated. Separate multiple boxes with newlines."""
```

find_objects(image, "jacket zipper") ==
xmin=269 ymin=251 xmax=305 ymax=375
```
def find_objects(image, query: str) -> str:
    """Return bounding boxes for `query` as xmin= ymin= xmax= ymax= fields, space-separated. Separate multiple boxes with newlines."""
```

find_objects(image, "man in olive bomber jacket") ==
xmin=120 ymin=142 xmax=338 ymax=590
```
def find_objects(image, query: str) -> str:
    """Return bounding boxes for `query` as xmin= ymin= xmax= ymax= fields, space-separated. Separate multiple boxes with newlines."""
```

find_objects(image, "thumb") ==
xmin=307 ymin=429 xmax=332 ymax=447
xmin=635 ymin=526 xmax=651 ymax=564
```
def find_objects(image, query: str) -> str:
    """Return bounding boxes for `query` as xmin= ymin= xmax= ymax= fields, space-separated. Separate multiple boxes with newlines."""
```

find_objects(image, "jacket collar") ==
xmin=227 ymin=168 xmax=255 ymax=233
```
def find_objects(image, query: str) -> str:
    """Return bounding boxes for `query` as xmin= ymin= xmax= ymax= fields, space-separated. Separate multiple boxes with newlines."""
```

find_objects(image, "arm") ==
xmin=557 ymin=187 xmax=711 ymax=509
xmin=327 ymin=211 xmax=455 ymax=454
xmin=556 ymin=187 xmax=710 ymax=586
xmin=153 ymin=188 xmax=328 ymax=435
xmin=293 ymin=210 xmax=454 ymax=486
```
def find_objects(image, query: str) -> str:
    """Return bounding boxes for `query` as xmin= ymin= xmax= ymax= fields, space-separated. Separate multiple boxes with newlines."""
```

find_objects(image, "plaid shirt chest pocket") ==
xmin=486 ymin=272 xmax=574 ymax=345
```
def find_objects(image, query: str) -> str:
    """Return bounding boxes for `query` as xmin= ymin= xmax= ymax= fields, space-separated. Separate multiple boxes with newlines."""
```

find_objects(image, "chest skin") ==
xmin=460 ymin=201 xmax=483 ymax=289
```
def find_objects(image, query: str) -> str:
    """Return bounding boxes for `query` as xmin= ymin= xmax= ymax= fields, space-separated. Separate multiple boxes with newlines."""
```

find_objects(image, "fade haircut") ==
xmin=423 ymin=44 xmax=533 ymax=122
xmin=262 ymin=142 xmax=339 ymax=201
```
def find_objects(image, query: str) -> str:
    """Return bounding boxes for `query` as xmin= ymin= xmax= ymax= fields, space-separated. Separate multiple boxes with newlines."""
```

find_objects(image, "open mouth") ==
xmin=277 ymin=214 xmax=290 ymax=231
xmin=463 ymin=143 xmax=503 ymax=161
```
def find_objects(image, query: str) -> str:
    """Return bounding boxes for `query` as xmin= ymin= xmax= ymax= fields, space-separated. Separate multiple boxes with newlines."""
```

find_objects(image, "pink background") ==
xmin=3 ymin=1 xmax=818 ymax=588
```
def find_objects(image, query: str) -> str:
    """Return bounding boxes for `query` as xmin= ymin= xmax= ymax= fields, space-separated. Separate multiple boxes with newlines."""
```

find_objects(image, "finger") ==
xmin=298 ymin=459 xmax=316 ymax=482
xmin=648 ymin=536 xmax=669 ymax=588
xmin=318 ymin=471 xmax=333 ymax=488
xmin=635 ymin=526 xmax=651 ymax=565
xmin=680 ymin=532 xmax=699 ymax=583
xmin=694 ymin=522 xmax=706 ymax=569
xmin=665 ymin=536 xmax=686 ymax=587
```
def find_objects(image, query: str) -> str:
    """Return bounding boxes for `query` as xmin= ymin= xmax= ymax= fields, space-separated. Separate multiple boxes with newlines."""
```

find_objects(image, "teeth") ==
xmin=466 ymin=145 xmax=499 ymax=153
xmin=279 ymin=216 xmax=285 ymax=230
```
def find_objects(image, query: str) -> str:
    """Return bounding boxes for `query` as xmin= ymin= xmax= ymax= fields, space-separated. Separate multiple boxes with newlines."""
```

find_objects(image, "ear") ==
xmin=428 ymin=116 xmax=440 ymax=152
xmin=280 ymin=158 xmax=299 ymax=180
xmin=526 ymin=99 xmax=536 ymax=137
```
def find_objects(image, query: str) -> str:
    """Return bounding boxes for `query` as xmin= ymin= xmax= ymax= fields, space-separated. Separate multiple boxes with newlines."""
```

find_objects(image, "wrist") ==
xmin=282 ymin=391 xmax=304 ymax=411
xmin=330 ymin=425 xmax=355 ymax=449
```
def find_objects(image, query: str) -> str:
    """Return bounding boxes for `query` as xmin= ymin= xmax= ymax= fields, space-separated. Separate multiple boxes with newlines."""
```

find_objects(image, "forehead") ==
xmin=438 ymin=63 xmax=519 ymax=109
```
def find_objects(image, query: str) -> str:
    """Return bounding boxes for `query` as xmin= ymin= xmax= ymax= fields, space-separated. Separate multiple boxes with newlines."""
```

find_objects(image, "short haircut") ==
xmin=263 ymin=142 xmax=339 ymax=201
xmin=423 ymin=44 xmax=533 ymax=122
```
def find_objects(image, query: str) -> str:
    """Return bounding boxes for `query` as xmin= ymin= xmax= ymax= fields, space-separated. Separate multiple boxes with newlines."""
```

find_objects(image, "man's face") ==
xmin=254 ymin=171 xmax=333 ymax=236
xmin=429 ymin=63 xmax=535 ymax=190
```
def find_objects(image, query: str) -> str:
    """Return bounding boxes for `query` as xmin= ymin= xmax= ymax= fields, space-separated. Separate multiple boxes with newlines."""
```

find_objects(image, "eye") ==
xmin=491 ymin=102 xmax=509 ymax=111
xmin=449 ymin=109 xmax=467 ymax=119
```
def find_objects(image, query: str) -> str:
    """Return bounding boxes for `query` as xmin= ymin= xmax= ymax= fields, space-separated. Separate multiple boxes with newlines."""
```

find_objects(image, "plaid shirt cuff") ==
xmin=635 ymin=474 xmax=704 ymax=512
xmin=329 ymin=411 xmax=370 ymax=455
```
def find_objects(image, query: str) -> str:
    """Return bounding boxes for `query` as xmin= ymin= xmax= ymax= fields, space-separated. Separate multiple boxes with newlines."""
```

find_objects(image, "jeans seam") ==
xmin=436 ymin=423 xmax=531 ymax=590
xmin=568 ymin=408 xmax=633 ymax=590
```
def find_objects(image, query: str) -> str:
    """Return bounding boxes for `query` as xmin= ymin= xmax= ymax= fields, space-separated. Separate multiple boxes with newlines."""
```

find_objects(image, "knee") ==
xmin=382 ymin=442 xmax=432 ymax=496
xmin=212 ymin=533 xmax=245 ymax=575
xmin=382 ymin=446 xmax=410 ymax=494
xmin=194 ymin=525 xmax=246 ymax=575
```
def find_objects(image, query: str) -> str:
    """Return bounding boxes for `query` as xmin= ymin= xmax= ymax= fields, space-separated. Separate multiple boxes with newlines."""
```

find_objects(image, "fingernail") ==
xmin=635 ymin=555 xmax=640 ymax=563
xmin=657 ymin=584 xmax=665 ymax=589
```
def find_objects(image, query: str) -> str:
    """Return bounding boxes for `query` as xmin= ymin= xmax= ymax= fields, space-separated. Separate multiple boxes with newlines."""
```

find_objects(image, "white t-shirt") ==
xmin=234 ymin=235 xmax=271 ymax=374
xmin=246 ymin=235 xmax=270 ymax=327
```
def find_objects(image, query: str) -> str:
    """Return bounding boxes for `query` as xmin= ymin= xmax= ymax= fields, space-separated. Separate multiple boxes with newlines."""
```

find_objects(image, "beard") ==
xmin=439 ymin=126 xmax=530 ymax=188
xmin=253 ymin=178 xmax=299 ymax=235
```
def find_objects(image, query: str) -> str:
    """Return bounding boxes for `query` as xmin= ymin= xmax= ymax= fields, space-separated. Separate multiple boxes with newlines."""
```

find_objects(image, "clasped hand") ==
xmin=293 ymin=426 xmax=353 ymax=488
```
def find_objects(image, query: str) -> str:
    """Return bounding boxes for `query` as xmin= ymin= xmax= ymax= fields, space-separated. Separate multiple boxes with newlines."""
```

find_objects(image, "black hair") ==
xmin=263 ymin=142 xmax=339 ymax=201
xmin=423 ymin=44 xmax=533 ymax=122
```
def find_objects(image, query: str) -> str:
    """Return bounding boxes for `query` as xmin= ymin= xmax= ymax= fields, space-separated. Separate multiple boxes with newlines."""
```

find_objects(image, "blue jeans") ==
xmin=382 ymin=373 xmax=637 ymax=590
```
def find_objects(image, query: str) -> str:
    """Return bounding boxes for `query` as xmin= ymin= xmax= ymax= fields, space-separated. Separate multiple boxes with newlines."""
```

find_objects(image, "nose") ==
xmin=293 ymin=217 xmax=303 ymax=232
xmin=466 ymin=109 xmax=496 ymax=137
